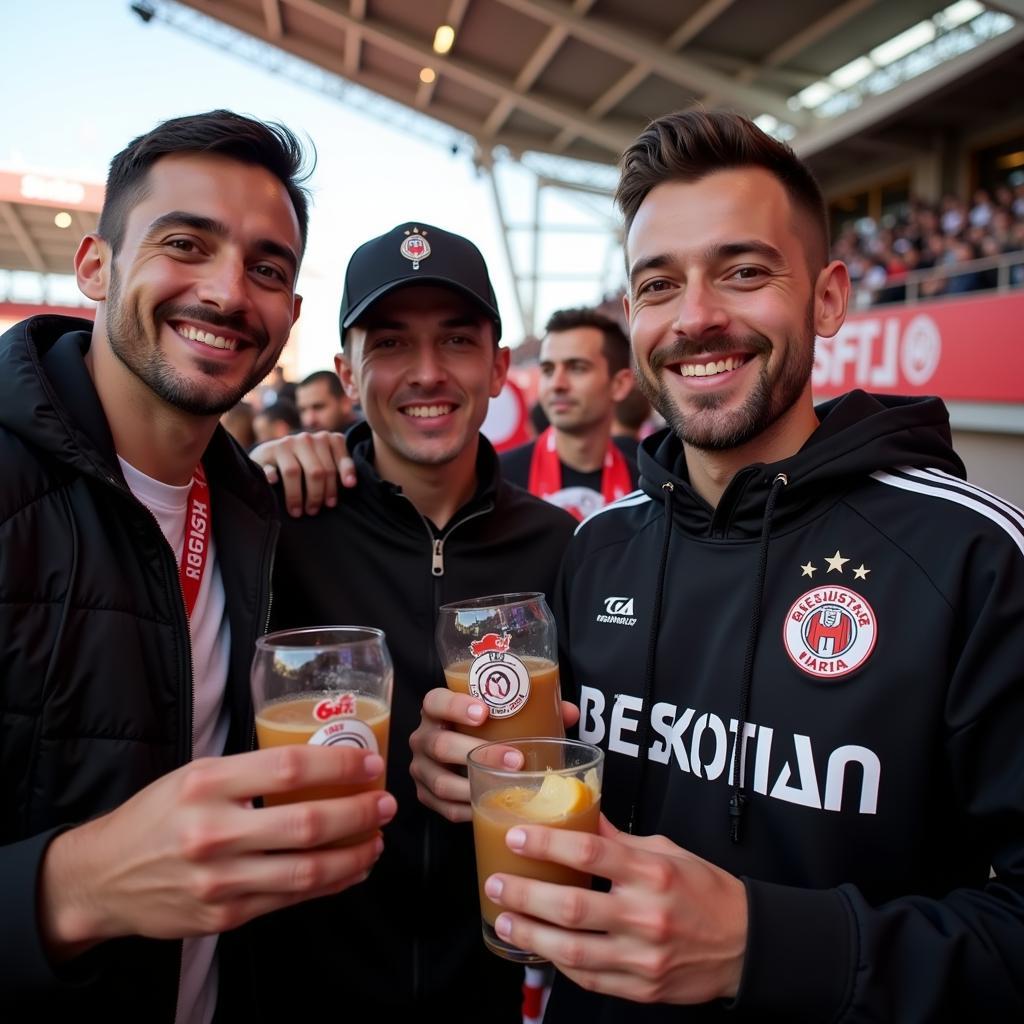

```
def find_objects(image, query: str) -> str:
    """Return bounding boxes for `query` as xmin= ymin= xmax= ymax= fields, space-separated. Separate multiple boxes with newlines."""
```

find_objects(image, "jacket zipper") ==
xmin=399 ymin=497 xmax=493 ymax=996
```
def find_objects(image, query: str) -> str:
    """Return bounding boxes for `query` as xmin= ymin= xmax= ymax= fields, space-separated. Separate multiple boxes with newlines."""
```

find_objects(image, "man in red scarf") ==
xmin=501 ymin=308 xmax=638 ymax=520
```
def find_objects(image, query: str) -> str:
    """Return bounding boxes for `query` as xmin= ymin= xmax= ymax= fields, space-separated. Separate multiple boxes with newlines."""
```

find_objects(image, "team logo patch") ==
xmin=783 ymin=585 xmax=877 ymax=679
xmin=467 ymin=632 xmax=530 ymax=718
xmin=400 ymin=227 xmax=431 ymax=269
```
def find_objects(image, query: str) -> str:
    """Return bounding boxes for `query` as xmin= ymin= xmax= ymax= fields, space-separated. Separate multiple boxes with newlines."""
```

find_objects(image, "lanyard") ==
xmin=178 ymin=463 xmax=211 ymax=619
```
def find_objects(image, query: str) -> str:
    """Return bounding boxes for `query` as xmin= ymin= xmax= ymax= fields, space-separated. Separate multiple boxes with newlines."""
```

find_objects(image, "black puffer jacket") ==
xmin=0 ymin=316 xmax=278 ymax=1021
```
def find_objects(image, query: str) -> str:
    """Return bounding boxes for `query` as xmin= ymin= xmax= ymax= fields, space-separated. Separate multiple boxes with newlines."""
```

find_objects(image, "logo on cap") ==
xmin=400 ymin=227 xmax=431 ymax=270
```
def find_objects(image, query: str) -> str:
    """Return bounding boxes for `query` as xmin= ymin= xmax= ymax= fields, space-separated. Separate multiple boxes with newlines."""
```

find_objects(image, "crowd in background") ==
xmin=834 ymin=179 xmax=1024 ymax=308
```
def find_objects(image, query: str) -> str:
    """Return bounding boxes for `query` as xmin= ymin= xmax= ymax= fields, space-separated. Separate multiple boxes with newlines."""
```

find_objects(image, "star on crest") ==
xmin=853 ymin=564 xmax=871 ymax=580
xmin=800 ymin=561 xmax=816 ymax=578
xmin=824 ymin=550 xmax=850 ymax=573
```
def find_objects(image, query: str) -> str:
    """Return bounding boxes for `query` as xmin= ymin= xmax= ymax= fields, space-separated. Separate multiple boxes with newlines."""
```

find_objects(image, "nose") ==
xmin=548 ymin=364 xmax=569 ymax=391
xmin=408 ymin=343 xmax=448 ymax=388
xmin=194 ymin=252 xmax=252 ymax=316
xmin=670 ymin=275 xmax=729 ymax=341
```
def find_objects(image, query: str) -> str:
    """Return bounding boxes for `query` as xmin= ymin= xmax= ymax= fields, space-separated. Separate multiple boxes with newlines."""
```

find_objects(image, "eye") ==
xmin=253 ymin=263 xmax=287 ymax=283
xmin=443 ymin=334 xmax=475 ymax=347
xmin=166 ymin=237 xmax=200 ymax=254
xmin=729 ymin=265 xmax=766 ymax=282
xmin=636 ymin=278 xmax=672 ymax=296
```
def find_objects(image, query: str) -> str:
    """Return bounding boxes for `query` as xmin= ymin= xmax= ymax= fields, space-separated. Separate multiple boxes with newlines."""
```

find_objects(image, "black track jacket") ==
xmin=249 ymin=421 xmax=576 ymax=1022
xmin=550 ymin=391 xmax=1024 ymax=1023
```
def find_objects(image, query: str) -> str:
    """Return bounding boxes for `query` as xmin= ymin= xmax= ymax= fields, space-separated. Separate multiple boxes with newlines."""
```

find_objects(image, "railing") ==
xmin=857 ymin=249 xmax=1024 ymax=309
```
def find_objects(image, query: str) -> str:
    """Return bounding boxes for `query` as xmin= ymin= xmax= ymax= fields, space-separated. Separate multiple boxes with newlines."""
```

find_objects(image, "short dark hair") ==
xmin=257 ymin=399 xmax=301 ymax=431
xmin=98 ymin=109 xmax=314 ymax=256
xmin=298 ymin=370 xmax=343 ymax=397
xmin=616 ymin=110 xmax=828 ymax=268
xmin=544 ymin=307 xmax=630 ymax=375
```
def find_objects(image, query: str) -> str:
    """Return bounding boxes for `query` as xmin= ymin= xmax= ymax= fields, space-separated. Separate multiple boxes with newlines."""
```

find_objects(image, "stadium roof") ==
xmin=163 ymin=0 xmax=1024 ymax=171
xmin=0 ymin=170 xmax=103 ymax=275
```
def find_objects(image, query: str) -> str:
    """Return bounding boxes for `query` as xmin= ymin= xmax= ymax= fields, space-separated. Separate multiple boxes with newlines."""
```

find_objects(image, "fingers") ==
xmin=489 ymin=910 xmax=625 ymax=975
xmin=560 ymin=700 xmax=581 ymax=730
xmin=325 ymin=432 xmax=356 ymax=489
xmin=182 ymin=747 xmax=384 ymax=803
xmin=484 ymin=873 xmax=612 ymax=933
xmin=420 ymin=686 xmax=489 ymax=727
xmin=500 ymin=825 xmax=634 ymax=884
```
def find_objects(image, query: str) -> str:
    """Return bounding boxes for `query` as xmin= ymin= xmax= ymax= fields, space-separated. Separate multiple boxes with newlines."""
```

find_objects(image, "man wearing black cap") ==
xmin=249 ymin=222 xmax=575 ymax=1022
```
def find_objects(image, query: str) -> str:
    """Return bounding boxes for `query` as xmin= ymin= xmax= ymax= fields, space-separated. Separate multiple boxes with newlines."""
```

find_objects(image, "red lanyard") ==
xmin=178 ymin=463 xmax=211 ymax=619
xmin=527 ymin=427 xmax=632 ymax=521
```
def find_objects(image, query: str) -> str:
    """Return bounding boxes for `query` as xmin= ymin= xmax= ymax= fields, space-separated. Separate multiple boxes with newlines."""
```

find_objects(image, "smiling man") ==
xmin=249 ymin=222 xmax=575 ymax=1022
xmin=410 ymin=111 xmax=1024 ymax=1021
xmin=0 ymin=112 xmax=394 ymax=1023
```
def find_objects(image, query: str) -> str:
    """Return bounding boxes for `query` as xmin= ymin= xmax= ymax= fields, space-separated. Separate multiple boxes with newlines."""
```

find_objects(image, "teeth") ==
xmin=405 ymin=404 xmax=454 ymax=418
xmin=679 ymin=356 xmax=744 ymax=378
xmin=177 ymin=325 xmax=238 ymax=351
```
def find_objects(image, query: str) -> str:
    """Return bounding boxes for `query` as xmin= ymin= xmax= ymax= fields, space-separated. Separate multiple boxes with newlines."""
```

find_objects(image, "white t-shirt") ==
xmin=119 ymin=457 xmax=231 ymax=1024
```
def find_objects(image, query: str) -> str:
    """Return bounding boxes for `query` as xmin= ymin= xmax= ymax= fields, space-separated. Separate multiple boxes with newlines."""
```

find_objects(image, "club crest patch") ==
xmin=783 ymin=585 xmax=877 ymax=679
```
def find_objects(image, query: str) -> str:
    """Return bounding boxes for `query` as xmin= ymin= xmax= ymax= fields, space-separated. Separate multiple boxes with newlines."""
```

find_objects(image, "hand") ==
xmin=408 ymin=689 xmax=580 ymax=823
xmin=250 ymin=431 xmax=355 ymax=517
xmin=484 ymin=816 xmax=748 ymax=1004
xmin=39 ymin=746 xmax=395 ymax=959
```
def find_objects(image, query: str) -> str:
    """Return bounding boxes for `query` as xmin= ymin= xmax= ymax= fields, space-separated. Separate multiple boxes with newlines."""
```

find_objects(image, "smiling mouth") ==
xmin=673 ymin=354 xmax=753 ymax=379
xmin=402 ymin=403 xmax=456 ymax=418
xmin=172 ymin=322 xmax=241 ymax=352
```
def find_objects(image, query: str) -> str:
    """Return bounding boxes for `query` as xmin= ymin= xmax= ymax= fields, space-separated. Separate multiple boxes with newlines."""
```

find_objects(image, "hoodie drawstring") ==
xmin=728 ymin=472 xmax=788 ymax=843
xmin=627 ymin=481 xmax=674 ymax=835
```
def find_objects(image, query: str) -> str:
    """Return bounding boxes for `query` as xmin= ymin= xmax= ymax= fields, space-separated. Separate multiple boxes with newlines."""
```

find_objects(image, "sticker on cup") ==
xmin=314 ymin=693 xmax=357 ymax=721
xmin=308 ymin=717 xmax=379 ymax=752
xmin=468 ymin=638 xmax=531 ymax=719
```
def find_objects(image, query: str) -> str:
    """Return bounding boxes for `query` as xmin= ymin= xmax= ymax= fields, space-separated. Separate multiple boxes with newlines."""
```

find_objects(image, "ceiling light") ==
xmin=433 ymin=25 xmax=455 ymax=54
xmin=419 ymin=67 xmax=436 ymax=84
xmin=54 ymin=212 xmax=73 ymax=228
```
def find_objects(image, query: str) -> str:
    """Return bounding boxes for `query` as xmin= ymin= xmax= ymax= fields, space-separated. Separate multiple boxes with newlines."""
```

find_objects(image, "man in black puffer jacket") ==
xmin=0 ymin=112 xmax=392 ymax=1023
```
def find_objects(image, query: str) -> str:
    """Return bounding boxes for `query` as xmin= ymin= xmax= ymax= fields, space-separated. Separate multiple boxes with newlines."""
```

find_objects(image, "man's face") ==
xmin=625 ymin=168 xmax=820 ymax=452
xmin=338 ymin=285 xmax=507 ymax=471
xmin=538 ymin=327 xmax=629 ymax=437
xmin=296 ymin=379 xmax=350 ymax=432
xmin=252 ymin=412 xmax=292 ymax=445
xmin=98 ymin=152 xmax=302 ymax=416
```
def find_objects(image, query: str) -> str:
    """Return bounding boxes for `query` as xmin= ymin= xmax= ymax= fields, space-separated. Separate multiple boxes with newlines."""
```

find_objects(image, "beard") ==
xmin=105 ymin=267 xmax=272 ymax=416
xmin=636 ymin=303 xmax=815 ymax=452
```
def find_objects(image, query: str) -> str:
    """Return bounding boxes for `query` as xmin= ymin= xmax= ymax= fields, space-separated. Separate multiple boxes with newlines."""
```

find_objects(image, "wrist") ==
xmin=38 ymin=823 xmax=110 ymax=961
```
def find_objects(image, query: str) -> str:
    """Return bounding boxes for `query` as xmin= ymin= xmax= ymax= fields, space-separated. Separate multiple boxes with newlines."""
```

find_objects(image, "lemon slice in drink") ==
xmin=521 ymin=773 xmax=591 ymax=821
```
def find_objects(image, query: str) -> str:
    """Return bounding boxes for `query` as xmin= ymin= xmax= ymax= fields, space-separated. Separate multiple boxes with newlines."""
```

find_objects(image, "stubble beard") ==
xmin=636 ymin=304 xmax=815 ymax=452
xmin=105 ymin=266 xmax=273 ymax=416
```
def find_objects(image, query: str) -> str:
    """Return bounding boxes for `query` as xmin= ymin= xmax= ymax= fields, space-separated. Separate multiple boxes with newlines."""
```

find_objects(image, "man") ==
xmin=252 ymin=396 xmax=300 ymax=443
xmin=0 ymin=111 xmax=393 ymax=1023
xmin=410 ymin=111 xmax=1024 ymax=1020
xmin=612 ymin=384 xmax=652 ymax=442
xmin=295 ymin=368 xmax=357 ymax=432
xmin=248 ymin=223 xmax=575 ymax=1022
xmin=502 ymin=307 xmax=637 ymax=520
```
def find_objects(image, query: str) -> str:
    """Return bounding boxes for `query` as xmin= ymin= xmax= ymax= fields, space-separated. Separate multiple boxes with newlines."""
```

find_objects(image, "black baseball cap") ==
xmin=339 ymin=222 xmax=502 ymax=342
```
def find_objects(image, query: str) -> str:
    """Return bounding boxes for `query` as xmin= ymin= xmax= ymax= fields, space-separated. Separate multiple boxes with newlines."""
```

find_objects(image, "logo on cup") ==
xmin=468 ymin=647 xmax=530 ymax=719
xmin=314 ymin=692 xmax=357 ymax=721
xmin=308 ymin=717 xmax=379 ymax=753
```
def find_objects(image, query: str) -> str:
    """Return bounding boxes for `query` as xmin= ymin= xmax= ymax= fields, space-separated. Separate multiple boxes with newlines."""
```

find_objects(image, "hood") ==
xmin=637 ymin=391 xmax=966 ymax=538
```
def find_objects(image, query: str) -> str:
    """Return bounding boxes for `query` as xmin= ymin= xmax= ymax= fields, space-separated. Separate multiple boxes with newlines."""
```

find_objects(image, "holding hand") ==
xmin=39 ymin=745 xmax=395 ymax=959
xmin=250 ymin=430 xmax=355 ymax=517
xmin=484 ymin=815 xmax=748 ymax=1005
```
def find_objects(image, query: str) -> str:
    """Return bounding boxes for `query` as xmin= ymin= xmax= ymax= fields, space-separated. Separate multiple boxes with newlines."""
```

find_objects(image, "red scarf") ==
xmin=527 ymin=427 xmax=632 ymax=521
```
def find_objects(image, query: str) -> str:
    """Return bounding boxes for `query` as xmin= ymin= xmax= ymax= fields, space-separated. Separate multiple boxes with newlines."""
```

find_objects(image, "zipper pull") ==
xmin=432 ymin=538 xmax=444 ymax=576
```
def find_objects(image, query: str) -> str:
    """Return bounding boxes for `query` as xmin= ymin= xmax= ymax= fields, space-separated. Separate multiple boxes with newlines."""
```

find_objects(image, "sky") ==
xmin=2 ymin=0 xmax=622 ymax=374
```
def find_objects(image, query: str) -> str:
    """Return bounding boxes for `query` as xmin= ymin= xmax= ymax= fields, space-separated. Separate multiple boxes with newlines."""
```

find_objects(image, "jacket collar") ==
xmin=345 ymin=419 xmax=500 ymax=530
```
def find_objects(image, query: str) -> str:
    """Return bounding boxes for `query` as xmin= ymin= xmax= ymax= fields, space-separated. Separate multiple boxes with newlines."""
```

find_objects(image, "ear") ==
xmin=291 ymin=293 xmax=303 ymax=325
xmin=622 ymin=291 xmax=632 ymax=327
xmin=74 ymin=234 xmax=110 ymax=302
xmin=813 ymin=259 xmax=850 ymax=340
xmin=490 ymin=344 xmax=511 ymax=398
xmin=335 ymin=349 xmax=360 ymax=404
xmin=609 ymin=366 xmax=634 ymax=403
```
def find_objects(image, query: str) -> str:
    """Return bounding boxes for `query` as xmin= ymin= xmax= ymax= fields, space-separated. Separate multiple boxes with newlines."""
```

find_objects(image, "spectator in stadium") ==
xmin=247 ymin=222 xmax=575 ymax=1023
xmin=0 ymin=110 xmax=391 ymax=1022
xmin=612 ymin=385 xmax=653 ymax=444
xmin=252 ymin=396 xmax=300 ymax=443
xmin=295 ymin=368 xmax=358 ymax=432
xmin=501 ymin=307 xmax=638 ymax=520
xmin=410 ymin=110 xmax=1024 ymax=1022
xmin=220 ymin=399 xmax=256 ymax=449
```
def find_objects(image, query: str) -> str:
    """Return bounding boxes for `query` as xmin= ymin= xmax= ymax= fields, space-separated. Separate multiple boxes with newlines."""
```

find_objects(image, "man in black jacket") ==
xmin=0 ymin=111 xmax=393 ymax=1023
xmin=412 ymin=112 xmax=1024 ymax=1021
xmin=249 ymin=222 xmax=575 ymax=1022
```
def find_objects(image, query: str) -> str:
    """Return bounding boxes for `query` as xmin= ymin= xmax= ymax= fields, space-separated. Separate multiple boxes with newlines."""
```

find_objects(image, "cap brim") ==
xmin=342 ymin=275 xmax=502 ymax=340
